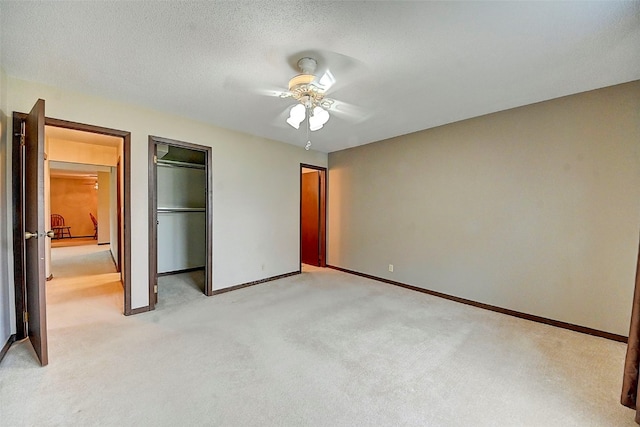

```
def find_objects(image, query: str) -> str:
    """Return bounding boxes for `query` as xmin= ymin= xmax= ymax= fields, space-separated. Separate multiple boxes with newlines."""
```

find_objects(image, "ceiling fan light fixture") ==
xmin=309 ymin=106 xmax=330 ymax=131
xmin=286 ymin=103 xmax=306 ymax=129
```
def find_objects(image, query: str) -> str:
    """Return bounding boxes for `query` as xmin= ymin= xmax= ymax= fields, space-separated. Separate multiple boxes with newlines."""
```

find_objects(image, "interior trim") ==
xmin=148 ymin=135 xmax=214 ymax=311
xmin=327 ymin=265 xmax=628 ymax=343
xmin=109 ymin=251 xmax=118 ymax=271
xmin=300 ymin=164 xmax=327 ymax=269
xmin=13 ymin=112 xmax=133 ymax=317
xmin=211 ymin=271 xmax=300 ymax=296
xmin=49 ymin=119 xmax=133 ymax=315
xmin=0 ymin=334 xmax=17 ymax=364
xmin=128 ymin=306 xmax=151 ymax=315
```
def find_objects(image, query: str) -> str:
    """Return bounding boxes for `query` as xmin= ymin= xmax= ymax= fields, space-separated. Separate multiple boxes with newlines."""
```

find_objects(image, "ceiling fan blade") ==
xmin=223 ymin=76 xmax=291 ymax=98
xmin=326 ymin=99 xmax=371 ymax=123
xmin=312 ymin=69 xmax=336 ymax=92
xmin=271 ymin=105 xmax=296 ymax=129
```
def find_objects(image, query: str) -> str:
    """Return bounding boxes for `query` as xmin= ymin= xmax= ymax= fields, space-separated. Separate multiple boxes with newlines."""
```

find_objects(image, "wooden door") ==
xmin=24 ymin=99 xmax=48 ymax=366
xmin=301 ymin=171 xmax=320 ymax=266
xmin=116 ymin=159 xmax=122 ymax=272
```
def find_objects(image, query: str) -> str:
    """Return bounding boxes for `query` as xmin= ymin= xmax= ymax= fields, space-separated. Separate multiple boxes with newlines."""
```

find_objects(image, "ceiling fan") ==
xmin=264 ymin=54 xmax=368 ymax=150
xmin=281 ymin=57 xmax=334 ymax=133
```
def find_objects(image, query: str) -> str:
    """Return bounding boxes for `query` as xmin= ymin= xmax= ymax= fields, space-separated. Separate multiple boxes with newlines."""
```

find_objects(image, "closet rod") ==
xmin=157 ymin=159 xmax=205 ymax=170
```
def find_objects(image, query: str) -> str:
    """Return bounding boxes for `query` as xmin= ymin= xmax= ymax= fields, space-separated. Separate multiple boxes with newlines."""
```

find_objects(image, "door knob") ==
xmin=25 ymin=231 xmax=38 ymax=240
xmin=46 ymin=230 xmax=55 ymax=238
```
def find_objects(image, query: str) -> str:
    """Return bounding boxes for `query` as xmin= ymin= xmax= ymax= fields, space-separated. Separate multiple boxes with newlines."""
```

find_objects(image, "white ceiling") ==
xmin=1 ymin=1 xmax=639 ymax=153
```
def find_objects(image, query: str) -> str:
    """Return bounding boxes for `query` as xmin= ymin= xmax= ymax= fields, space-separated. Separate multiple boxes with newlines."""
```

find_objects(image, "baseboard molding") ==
xmin=98 ymin=242 xmax=110 ymax=246
xmin=158 ymin=266 xmax=205 ymax=277
xmin=327 ymin=265 xmax=628 ymax=343
xmin=109 ymin=251 xmax=119 ymax=273
xmin=212 ymin=271 xmax=301 ymax=296
xmin=0 ymin=334 xmax=16 ymax=364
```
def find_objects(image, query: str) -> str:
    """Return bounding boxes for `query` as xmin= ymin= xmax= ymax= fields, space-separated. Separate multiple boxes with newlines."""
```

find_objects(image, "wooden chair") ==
xmin=50 ymin=214 xmax=72 ymax=239
xmin=89 ymin=212 xmax=98 ymax=239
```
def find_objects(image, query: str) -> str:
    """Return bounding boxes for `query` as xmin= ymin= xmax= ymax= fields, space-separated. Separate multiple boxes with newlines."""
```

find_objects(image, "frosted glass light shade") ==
xmin=286 ymin=104 xmax=306 ymax=129
xmin=309 ymin=106 xmax=330 ymax=131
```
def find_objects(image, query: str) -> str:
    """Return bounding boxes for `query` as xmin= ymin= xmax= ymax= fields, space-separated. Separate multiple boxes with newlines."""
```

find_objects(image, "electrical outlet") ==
xmin=389 ymin=264 xmax=394 ymax=272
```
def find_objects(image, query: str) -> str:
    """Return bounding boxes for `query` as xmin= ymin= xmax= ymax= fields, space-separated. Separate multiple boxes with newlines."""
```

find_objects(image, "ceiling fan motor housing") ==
xmin=297 ymin=57 xmax=317 ymax=74
xmin=288 ymin=57 xmax=319 ymax=91
xmin=288 ymin=73 xmax=315 ymax=91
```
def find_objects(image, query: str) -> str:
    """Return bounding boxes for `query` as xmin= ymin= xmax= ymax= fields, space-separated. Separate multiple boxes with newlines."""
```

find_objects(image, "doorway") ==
xmin=44 ymin=127 xmax=124 ymax=334
xmin=148 ymin=136 xmax=213 ymax=309
xmin=300 ymin=164 xmax=326 ymax=268
xmin=11 ymin=100 xmax=132 ymax=366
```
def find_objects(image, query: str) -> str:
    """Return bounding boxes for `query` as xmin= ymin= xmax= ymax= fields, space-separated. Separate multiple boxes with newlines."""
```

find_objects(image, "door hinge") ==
xmin=154 ymin=284 xmax=158 ymax=294
xmin=153 ymin=155 xmax=158 ymax=164
xmin=23 ymin=311 xmax=29 ymax=323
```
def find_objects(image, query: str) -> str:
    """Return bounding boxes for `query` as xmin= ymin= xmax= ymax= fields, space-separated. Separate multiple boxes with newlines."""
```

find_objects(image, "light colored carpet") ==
xmin=51 ymin=244 xmax=118 ymax=278
xmin=51 ymin=237 xmax=97 ymax=248
xmin=0 ymin=260 xmax=635 ymax=426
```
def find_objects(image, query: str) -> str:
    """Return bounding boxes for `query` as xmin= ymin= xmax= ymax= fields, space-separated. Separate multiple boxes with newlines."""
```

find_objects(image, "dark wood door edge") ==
xmin=326 ymin=265 xmax=628 ymax=343
xmin=0 ymin=334 xmax=17 ymax=364
xmin=211 ymin=271 xmax=301 ymax=296
xmin=148 ymin=138 xmax=157 ymax=310
xmin=12 ymin=114 xmax=26 ymax=340
xmin=12 ymin=111 xmax=132 ymax=318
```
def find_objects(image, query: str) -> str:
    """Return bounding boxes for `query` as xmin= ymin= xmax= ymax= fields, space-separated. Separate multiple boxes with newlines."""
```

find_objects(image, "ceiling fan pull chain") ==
xmin=305 ymin=105 xmax=312 ymax=150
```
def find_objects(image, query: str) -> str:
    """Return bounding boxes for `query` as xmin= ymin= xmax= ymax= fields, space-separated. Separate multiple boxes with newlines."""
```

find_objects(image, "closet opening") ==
xmin=148 ymin=136 xmax=213 ymax=309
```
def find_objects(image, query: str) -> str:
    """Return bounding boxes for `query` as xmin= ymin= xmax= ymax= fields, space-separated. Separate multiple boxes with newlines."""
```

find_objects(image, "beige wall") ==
xmin=48 ymin=138 xmax=118 ymax=166
xmin=109 ymin=164 xmax=120 ymax=270
xmin=4 ymin=77 xmax=327 ymax=310
xmin=97 ymin=172 xmax=110 ymax=243
xmin=50 ymin=177 xmax=98 ymax=237
xmin=328 ymin=81 xmax=640 ymax=336
xmin=0 ymin=63 xmax=13 ymax=341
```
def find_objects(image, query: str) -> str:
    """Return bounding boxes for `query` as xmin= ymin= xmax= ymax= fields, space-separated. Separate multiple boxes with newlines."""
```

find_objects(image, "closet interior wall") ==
xmin=157 ymin=155 xmax=206 ymax=274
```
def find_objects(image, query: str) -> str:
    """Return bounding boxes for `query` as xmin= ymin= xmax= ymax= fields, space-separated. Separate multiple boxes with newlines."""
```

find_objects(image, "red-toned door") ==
xmin=301 ymin=171 xmax=320 ymax=266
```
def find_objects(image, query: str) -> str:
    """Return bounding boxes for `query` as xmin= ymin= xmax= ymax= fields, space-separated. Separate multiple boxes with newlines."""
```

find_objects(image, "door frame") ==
xmin=148 ymin=135 xmax=213 ymax=309
xmin=300 ymin=164 xmax=327 ymax=269
xmin=12 ymin=112 xmax=133 ymax=331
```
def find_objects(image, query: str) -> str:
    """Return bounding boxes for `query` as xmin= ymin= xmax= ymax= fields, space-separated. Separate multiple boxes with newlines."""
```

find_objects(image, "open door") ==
xmin=23 ymin=99 xmax=49 ymax=366
xmin=300 ymin=165 xmax=326 ymax=268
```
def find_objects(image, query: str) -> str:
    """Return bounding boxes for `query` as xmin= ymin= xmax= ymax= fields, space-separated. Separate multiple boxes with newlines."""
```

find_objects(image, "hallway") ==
xmin=47 ymin=244 xmax=122 ymax=329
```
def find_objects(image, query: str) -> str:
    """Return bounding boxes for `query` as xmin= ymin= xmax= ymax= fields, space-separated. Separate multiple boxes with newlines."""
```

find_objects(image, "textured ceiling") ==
xmin=2 ymin=1 xmax=639 ymax=153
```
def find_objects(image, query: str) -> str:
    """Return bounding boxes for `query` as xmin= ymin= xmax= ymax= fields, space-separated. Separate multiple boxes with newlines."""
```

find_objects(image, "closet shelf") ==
xmin=157 ymin=159 xmax=205 ymax=169
xmin=158 ymin=207 xmax=206 ymax=213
